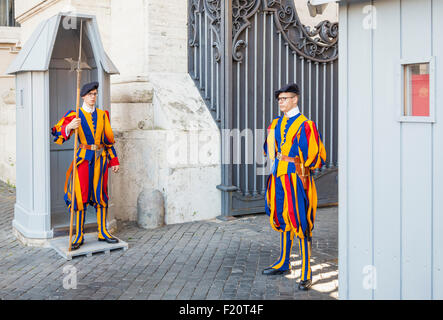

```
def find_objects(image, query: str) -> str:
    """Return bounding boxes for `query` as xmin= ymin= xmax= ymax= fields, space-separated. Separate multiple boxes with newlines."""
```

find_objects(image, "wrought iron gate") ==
xmin=188 ymin=0 xmax=338 ymax=217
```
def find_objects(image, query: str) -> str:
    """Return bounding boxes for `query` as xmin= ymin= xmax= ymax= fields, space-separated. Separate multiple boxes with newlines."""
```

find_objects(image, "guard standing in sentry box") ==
xmin=51 ymin=81 xmax=120 ymax=251
xmin=263 ymin=83 xmax=326 ymax=291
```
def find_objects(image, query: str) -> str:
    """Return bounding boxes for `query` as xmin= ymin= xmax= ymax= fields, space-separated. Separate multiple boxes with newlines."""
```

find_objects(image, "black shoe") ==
xmin=98 ymin=237 xmax=119 ymax=244
xmin=70 ymin=240 xmax=84 ymax=251
xmin=298 ymin=279 xmax=312 ymax=291
xmin=262 ymin=268 xmax=291 ymax=276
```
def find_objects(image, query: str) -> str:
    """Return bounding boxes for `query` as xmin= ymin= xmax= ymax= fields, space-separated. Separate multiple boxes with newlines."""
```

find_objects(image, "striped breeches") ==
xmin=265 ymin=173 xmax=311 ymax=239
xmin=270 ymin=231 xmax=312 ymax=281
xmin=65 ymin=155 xmax=110 ymax=212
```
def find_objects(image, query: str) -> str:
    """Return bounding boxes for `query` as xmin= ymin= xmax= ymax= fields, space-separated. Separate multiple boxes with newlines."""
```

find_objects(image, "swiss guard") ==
xmin=51 ymin=81 xmax=120 ymax=250
xmin=263 ymin=83 xmax=326 ymax=291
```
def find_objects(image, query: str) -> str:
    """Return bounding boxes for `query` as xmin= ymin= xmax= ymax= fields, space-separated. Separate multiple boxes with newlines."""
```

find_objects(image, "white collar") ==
xmin=81 ymin=102 xmax=95 ymax=114
xmin=285 ymin=106 xmax=300 ymax=118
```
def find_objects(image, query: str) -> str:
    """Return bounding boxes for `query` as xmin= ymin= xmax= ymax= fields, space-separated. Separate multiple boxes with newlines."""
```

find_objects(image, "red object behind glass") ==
xmin=411 ymin=74 xmax=430 ymax=116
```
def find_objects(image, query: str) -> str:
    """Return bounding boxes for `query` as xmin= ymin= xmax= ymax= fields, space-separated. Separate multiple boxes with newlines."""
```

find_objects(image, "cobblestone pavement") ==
xmin=0 ymin=180 xmax=338 ymax=300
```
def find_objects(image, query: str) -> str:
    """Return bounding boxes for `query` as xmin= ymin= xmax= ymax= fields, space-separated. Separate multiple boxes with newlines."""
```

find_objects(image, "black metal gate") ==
xmin=188 ymin=0 xmax=338 ymax=217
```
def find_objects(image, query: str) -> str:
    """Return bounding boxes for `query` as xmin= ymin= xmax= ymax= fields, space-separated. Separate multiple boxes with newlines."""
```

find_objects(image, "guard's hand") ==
xmin=111 ymin=165 xmax=120 ymax=173
xmin=67 ymin=118 xmax=81 ymax=131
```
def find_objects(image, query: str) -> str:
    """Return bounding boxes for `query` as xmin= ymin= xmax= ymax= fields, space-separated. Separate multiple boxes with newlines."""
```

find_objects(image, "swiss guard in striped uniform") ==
xmin=51 ymin=81 xmax=120 ymax=250
xmin=263 ymin=83 xmax=326 ymax=291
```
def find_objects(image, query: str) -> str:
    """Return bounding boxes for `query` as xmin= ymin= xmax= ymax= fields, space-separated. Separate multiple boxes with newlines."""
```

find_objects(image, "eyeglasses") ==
xmin=277 ymin=96 xmax=296 ymax=102
xmin=87 ymin=92 xmax=98 ymax=97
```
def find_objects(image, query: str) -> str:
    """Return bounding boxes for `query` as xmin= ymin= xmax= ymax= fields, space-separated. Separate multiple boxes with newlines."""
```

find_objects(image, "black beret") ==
xmin=80 ymin=81 xmax=99 ymax=97
xmin=274 ymin=83 xmax=300 ymax=99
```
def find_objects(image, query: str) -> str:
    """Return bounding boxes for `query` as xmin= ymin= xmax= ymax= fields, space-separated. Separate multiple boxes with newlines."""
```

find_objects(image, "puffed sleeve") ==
xmin=297 ymin=120 xmax=326 ymax=170
xmin=264 ymin=118 xmax=279 ymax=159
xmin=103 ymin=110 xmax=120 ymax=167
xmin=51 ymin=110 xmax=76 ymax=145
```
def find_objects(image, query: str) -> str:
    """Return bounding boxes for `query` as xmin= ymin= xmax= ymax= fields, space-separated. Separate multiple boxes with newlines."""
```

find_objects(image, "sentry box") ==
xmin=6 ymin=13 xmax=119 ymax=245
xmin=339 ymin=0 xmax=443 ymax=299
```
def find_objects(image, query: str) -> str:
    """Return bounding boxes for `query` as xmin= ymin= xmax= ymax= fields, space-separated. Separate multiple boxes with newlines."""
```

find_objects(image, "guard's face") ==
xmin=83 ymin=89 xmax=98 ymax=107
xmin=278 ymin=93 xmax=298 ymax=114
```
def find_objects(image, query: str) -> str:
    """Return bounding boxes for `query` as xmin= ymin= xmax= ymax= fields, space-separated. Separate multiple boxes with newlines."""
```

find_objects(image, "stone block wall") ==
xmin=109 ymin=73 xmax=221 ymax=224
xmin=0 ymin=26 xmax=20 ymax=185
xmin=107 ymin=0 xmax=222 ymax=224
xmin=15 ymin=0 xmax=112 ymax=50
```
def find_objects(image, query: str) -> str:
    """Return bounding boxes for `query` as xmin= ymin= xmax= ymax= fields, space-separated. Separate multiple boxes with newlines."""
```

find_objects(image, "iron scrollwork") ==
xmin=189 ymin=0 xmax=337 ymax=63
xmin=188 ymin=0 xmax=202 ymax=49
xmin=265 ymin=0 xmax=338 ymax=62
xmin=232 ymin=0 xmax=261 ymax=62
xmin=204 ymin=0 xmax=222 ymax=62
xmin=188 ymin=0 xmax=222 ymax=62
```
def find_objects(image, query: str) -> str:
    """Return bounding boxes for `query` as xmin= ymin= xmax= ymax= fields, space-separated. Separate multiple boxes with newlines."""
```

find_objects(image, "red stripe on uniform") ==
xmin=272 ymin=177 xmax=280 ymax=229
xmin=77 ymin=161 xmax=90 ymax=204
xmin=284 ymin=175 xmax=297 ymax=230
xmin=290 ymin=174 xmax=300 ymax=231
xmin=304 ymin=122 xmax=312 ymax=143
xmin=103 ymin=161 xmax=109 ymax=200
xmin=312 ymin=122 xmax=320 ymax=144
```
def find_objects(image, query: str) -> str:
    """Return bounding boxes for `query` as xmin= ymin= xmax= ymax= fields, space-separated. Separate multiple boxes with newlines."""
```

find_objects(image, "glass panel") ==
xmin=403 ymin=63 xmax=430 ymax=117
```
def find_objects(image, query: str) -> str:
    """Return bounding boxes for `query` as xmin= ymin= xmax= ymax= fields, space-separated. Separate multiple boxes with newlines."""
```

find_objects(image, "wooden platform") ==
xmin=49 ymin=232 xmax=128 ymax=260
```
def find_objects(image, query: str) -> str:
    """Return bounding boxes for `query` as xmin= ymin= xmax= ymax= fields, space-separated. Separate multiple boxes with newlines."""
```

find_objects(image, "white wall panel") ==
xmin=431 ymin=0 xmax=443 ymax=300
xmin=338 ymin=1 xmax=349 ymax=300
xmin=400 ymin=0 xmax=433 ymax=300
xmin=372 ymin=0 xmax=402 ymax=299
xmin=345 ymin=1 xmax=373 ymax=299
xmin=15 ymin=72 xmax=33 ymax=211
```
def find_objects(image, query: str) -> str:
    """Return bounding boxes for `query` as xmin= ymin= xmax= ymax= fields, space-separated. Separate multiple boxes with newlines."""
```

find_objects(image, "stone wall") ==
xmin=0 ymin=86 xmax=16 ymax=186
xmin=106 ymin=0 xmax=222 ymax=224
xmin=15 ymin=0 xmax=112 ymax=50
xmin=0 ymin=26 xmax=20 ymax=185
xmin=109 ymin=74 xmax=221 ymax=224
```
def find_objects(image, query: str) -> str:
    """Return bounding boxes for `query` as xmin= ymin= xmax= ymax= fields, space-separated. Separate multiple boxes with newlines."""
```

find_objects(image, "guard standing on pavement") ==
xmin=51 ymin=81 xmax=120 ymax=250
xmin=263 ymin=83 xmax=326 ymax=290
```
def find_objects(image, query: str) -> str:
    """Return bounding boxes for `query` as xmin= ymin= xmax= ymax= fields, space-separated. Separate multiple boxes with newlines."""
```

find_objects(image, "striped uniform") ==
xmin=264 ymin=112 xmax=326 ymax=280
xmin=51 ymin=107 xmax=120 ymax=244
